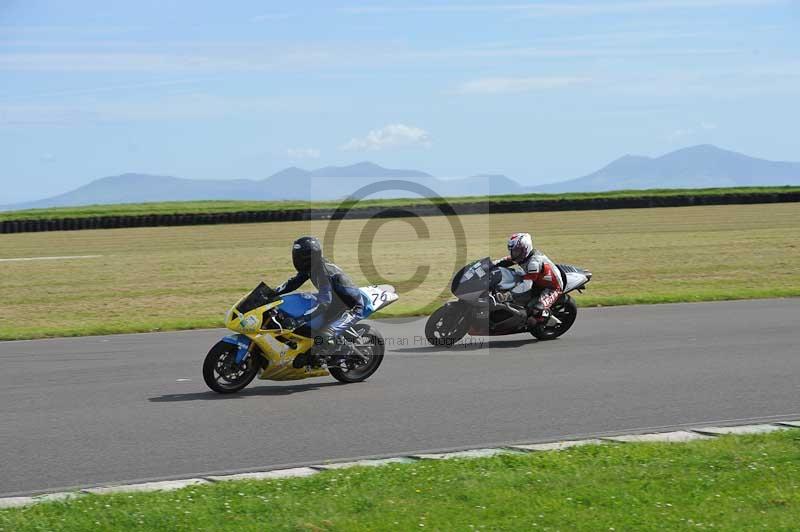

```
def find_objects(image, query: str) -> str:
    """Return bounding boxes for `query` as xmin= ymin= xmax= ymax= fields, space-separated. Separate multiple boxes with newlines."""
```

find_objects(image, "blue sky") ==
xmin=1 ymin=0 xmax=798 ymax=203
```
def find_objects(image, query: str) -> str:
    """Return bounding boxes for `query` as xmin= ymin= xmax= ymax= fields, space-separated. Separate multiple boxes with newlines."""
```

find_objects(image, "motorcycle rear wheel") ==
xmin=531 ymin=296 xmax=578 ymax=341
xmin=203 ymin=340 xmax=260 ymax=393
xmin=329 ymin=324 xmax=385 ymax=383
xmin=425 ymin=303 xmax=470 ymax=347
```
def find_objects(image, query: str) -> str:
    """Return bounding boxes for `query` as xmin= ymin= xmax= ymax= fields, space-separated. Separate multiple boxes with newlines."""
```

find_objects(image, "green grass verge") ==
xmin=1 ymin=203 xmax=798 ymax=341
xmin=1 ymin=290 xmax=798 ymax=342
xmin=2 ymin=186 xmax=798 ymax=221
xmin=2 ymin=430 xmax=799 ymax=531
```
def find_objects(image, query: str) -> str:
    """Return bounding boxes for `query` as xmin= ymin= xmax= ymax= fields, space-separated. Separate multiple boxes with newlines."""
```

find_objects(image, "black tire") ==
xmin=329 ymin=324 xmax=384 ymax=383
xmin=531 ymin=295 xmax=578 ymax=341
xmin=425 ymin=302 xmax=470 ymax=347
xmin=202 ymin=340 xmax=260 ymax=393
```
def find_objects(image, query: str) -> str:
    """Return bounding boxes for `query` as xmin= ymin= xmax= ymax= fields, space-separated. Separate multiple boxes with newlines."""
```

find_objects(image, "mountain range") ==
xmin=4 ymin=145 xmax=800 ymax=211
xmin=535 ymin=144 xmax=800 ymax=192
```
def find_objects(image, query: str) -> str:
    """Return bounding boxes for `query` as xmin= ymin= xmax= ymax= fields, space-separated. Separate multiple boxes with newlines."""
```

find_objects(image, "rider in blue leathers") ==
xmin=275 ymin=236 xmax=364 ymax=357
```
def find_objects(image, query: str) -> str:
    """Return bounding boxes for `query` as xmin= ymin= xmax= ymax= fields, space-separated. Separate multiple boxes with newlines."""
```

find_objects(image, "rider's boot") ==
xmin=527 ymin=309 xmax=549 ymax=328
xmin=527 ymin=298 xmax=548 ymax=329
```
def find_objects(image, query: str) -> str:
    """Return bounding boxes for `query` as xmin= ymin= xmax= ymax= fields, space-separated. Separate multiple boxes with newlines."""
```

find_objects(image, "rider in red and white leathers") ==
xmin=493 ymin=232 xmax=563 ymax=325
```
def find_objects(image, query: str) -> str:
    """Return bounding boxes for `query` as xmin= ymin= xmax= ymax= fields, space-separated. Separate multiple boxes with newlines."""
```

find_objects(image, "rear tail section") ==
xmin=360 ymin=284 xmax=399 ymax=318
xmin=557 ymin=264 xmax=592 ymax=293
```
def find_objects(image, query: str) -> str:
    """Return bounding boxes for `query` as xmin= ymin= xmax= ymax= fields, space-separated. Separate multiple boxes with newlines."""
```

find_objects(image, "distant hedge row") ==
xmin=1 ymin=191 xmax=798 ymax=234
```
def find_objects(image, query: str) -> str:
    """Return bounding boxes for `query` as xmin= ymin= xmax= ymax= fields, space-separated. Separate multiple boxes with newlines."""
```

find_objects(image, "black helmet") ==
xmin=292 ymin=236 xmax=322 ymax=273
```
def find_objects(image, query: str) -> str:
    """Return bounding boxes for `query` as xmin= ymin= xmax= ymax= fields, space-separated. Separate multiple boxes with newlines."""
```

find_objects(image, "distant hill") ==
xmin=3 ymin=162 xmax=523 ymax=210
xmin=268 ymin=161 xmax=432 ymax=181
xmin=4 ymin=146 xmax=800 ymax=211
xmin=531 ymin=145 xmax=800 ymax=192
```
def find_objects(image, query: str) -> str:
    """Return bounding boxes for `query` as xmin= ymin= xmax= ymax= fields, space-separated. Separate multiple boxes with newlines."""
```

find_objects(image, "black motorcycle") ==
xmin=425 ymin=257 xmax=591 ymax=346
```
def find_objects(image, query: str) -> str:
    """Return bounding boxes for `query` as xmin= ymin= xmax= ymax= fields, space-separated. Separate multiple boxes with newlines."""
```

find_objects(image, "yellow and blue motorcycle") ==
xmin=203 ymin=282 xmax=398 ymax=393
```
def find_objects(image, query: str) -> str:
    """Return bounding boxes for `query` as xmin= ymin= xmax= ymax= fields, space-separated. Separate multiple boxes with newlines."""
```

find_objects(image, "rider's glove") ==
xmin=496 ymin=291 xmax=512 ymax=303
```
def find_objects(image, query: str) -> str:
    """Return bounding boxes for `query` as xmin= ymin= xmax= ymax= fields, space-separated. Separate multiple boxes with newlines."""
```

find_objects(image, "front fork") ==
xmin=221 ymin=334 xmax=256 ymax=365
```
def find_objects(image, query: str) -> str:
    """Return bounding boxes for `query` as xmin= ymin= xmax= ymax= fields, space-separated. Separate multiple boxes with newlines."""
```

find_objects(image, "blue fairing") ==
xmin=279 ymin=293 xmax=319 ymax=318
xmin=358 ymin=291 xmax=376 ymax=318
xmin=279 ymin=293 xmax=327 ymax=329
xmin=279 ymin=291 xmax=373 ymax=329
xmin=221 ymin=334 xmax=251 ymax=364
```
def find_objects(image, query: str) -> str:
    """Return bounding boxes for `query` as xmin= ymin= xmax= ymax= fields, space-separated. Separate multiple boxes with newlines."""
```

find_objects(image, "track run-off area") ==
xmin=1 ymin=298 xmax=798 ymax=497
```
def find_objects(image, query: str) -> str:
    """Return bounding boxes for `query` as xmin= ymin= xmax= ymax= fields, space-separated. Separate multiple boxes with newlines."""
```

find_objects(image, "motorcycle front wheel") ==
xmin=202 ymin=340 xmax=260 ymax=394
xmin=425 ymin=303 xmax=470 ymax=347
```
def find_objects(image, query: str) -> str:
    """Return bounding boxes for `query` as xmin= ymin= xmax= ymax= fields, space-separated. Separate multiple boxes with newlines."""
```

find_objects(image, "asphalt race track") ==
xmin=1 ymin=299 xmax=798 ymax=497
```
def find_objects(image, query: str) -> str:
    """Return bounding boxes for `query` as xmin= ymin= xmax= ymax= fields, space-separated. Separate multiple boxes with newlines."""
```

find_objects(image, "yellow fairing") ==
xmin=254 ymin=333 xmax=329 ymax=381
xmin=224 ymin=295 xmax=329 ymax=381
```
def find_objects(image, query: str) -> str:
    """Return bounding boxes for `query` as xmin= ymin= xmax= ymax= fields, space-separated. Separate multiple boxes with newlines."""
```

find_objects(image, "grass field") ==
xmin=1 ymin=186 xmax=798 ymax=221
xmin=0 ymin=203 xmax=798 ymax=340
xmin=2 ymin=430 xmax=799 ymax=531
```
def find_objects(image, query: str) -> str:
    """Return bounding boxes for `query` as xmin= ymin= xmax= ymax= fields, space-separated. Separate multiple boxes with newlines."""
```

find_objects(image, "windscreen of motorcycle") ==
xmin=236 ymin=282 xmax=279 ymax=314
xmin=451 ymin=258 xmax=502 ymax=301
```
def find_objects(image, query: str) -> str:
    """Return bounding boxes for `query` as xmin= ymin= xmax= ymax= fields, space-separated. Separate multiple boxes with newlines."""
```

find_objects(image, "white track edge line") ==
xmin=0 ymin=255 xmax=102 ymax=262
xmin=2 ymin=421 xmax=798 ymax=509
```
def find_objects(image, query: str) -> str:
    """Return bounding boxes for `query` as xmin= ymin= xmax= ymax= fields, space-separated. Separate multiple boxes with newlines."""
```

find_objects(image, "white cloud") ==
xmin=0 ymin=94 xmax=281 ymax=126
xmin=287 ymin=147 xmax=320 ymax=159
xmin=0 ymin=49 xmax=331 ymax=72
xmin=0 ymin=104 xmax=88 ymax=126
xmin=667 ymin=121 xmax=718 ymax=141
xmin=343 ymin=0 xmax=784 ymax=16
xmin=7 ymin=78 xmax=213 ymax=100
xmin=455 ymin=76 xmax=590 ymax=94
xmin=0 ymin=40 xmax=742 ymax=74
xmin=667 ymin=128 xmax=693 ymax=141
xmin=525 ymin=0 xmax=784 ymax=16
xmin=341 ymin=124 xmax=431 ymax=151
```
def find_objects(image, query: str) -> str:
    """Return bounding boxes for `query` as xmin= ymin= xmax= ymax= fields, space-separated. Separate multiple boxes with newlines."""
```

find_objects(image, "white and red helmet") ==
xmin=507 ymin=232 xmax=534 ymax=263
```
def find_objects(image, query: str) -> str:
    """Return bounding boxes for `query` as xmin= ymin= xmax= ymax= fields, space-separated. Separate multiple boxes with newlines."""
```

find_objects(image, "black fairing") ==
xmin=451 ymin=258 xmax=502 ymax=299
xmin=489 ymin=305 xmax=528 ymax=333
